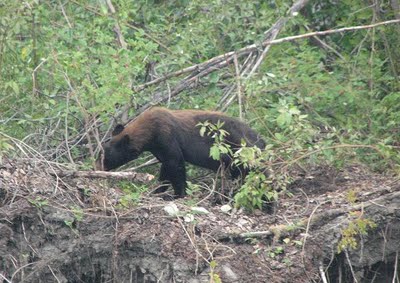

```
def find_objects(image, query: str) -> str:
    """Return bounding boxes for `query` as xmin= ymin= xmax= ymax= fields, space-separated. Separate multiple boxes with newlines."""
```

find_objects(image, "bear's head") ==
xmin=96 ymin=124 xmax=139 ymax=171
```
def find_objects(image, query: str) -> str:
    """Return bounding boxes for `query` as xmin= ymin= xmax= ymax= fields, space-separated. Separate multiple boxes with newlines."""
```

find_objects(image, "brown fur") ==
xmin=97 ymin=107 xmax=265 ymax=197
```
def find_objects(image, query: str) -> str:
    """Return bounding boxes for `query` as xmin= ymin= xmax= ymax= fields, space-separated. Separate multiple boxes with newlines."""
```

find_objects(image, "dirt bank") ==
xmin=1 ymin=158 xmax=399 ymax=282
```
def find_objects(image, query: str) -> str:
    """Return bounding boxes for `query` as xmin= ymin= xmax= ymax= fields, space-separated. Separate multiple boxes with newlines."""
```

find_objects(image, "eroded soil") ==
xmin=0 ymin=158 xmax=399 ymax=283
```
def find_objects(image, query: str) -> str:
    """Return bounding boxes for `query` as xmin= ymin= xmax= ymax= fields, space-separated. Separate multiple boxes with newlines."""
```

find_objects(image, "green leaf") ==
xmin=210 ymin=260 xmax=217 ymax=269
xmin=209 ymin=145 xmax=220 ymax=160
xmin=209 ymin=72 xmax=220 ymax=83
xmin=7 ymin=81 xmax=19 ymax=94
xmin=199 ymin=126 xmax=206 ymax=137
xmin=276 ymin=112 xmax=291 ymax=128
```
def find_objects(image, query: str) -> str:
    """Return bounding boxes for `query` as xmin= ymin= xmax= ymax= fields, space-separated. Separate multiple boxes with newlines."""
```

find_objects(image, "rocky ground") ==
xmin=0 ymin=157 xmax=399 ymax=283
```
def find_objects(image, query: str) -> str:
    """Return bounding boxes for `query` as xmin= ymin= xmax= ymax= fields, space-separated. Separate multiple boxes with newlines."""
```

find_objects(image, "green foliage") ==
xmin=0 ymin=135 xmax=14 ymax=156
xmin=184 ymin=181 xmax=202 ymax=206
xmin=233 ymin=143 xmax=263 ymax=169
xmin=185 ymin=181 xmax=201 ymax=196
xmin=118 ymin=181 xmax=147 ymax=207
xmin=0 ymin=0 xmax=399 ymax=193
xmin=208 ymin=260 xmax=222 ymax=283
xmin=337 ymin=215 xmax=377 ymax=253
xmin=0 ymin=0 xmax=279 ymax=139
xmin=338 ymin=190 xmax=377 ymax=253
xmin=63 ymin=205 xmax=84 ymax=234
xmin=267 ymin=246 xmax=284 ymax=259
xmin=28 ymin=197 xmax=48 ymax=209
xmin=70 ymin=206 xmax=84 ymax=222
xmin=234 ymin=171 xmax=275 ymax=210
xmin=198 ymin=120 xmax=232 ymax=161
xmin=267 ymin=246 xmax=285 ymax=258
xmin=345 ymin=189 xmax=358 ymax=204
xmin=64 ymin=220 xmax=74 ymax=230
xmin=198 ymin=119 xmax=287 ymax=210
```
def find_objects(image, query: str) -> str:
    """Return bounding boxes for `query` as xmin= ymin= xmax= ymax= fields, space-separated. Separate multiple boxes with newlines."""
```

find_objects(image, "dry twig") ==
xmin=49 ymin=170 xmax=154 ymax=183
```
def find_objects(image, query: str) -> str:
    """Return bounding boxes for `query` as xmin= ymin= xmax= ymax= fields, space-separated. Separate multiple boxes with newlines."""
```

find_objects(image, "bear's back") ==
xmin=128 ymin=107 xmax=264 ymax=149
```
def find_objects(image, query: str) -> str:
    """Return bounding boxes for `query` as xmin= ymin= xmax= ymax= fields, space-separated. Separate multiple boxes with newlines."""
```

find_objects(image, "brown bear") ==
xmin=96 ymin=107 xmax=265 ymax=197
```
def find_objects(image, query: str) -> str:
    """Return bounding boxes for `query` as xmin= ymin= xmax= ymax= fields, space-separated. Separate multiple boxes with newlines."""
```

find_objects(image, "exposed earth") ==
xmin=0 ymin=157 xmax=399 ymax=283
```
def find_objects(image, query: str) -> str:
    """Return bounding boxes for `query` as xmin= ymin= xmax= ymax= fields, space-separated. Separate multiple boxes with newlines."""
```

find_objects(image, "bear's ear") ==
xmin=112 ymin=124 xmax=125 ymax=136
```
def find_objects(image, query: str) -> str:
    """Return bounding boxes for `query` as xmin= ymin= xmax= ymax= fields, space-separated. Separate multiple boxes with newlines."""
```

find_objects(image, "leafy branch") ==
xmin=130 ymin=18 xmax=400 ymax=114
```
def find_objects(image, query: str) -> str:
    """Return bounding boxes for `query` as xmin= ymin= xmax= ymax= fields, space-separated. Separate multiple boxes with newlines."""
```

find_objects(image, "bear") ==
xmin=96 ymin=107 xmax=265 ymax=197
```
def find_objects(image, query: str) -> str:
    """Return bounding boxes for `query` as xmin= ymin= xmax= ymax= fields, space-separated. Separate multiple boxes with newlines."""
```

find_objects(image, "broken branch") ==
xmin=50 ymin=170 xmax=155 ymax=183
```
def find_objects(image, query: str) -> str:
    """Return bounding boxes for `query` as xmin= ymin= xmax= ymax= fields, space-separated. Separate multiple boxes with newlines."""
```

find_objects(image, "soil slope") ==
xmin=0 ymin=158 xmax=399 ymax=283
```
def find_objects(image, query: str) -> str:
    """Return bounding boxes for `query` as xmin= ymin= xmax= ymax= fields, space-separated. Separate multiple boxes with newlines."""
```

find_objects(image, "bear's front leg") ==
xmin=161 ymin=159 xmax=187 ymax=197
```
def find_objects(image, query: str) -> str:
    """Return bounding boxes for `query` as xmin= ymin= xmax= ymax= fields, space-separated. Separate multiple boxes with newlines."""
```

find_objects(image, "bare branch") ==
xmin=263 ymin=19 xmax=400 ymax=47
xmin=50 ymin=170 xmax=155 ymax=183
xmin=105 ymin=0 xmax=127 ymax=49
xmin=133 ymin=18 xmax=400 ymax=110
xmin=305 ymin=24 xmax=345 ymax=60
